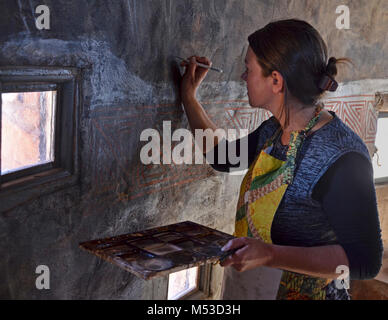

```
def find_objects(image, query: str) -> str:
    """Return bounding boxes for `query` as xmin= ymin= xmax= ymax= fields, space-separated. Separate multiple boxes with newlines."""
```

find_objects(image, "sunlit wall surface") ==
xmin=373 ymin=117 xmax=388 ymax=180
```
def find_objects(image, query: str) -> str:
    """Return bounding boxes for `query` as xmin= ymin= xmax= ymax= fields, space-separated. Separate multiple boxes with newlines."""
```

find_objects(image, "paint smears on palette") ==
xmin=79 ymin=221 xmax=235 ymax=280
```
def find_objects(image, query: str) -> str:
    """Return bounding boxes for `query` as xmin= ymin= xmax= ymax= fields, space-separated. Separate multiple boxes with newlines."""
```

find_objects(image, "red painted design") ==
xmin=86 ymin=95 xmax=377 ymax=207
xmin=323 ymin=95 xmax=377 ymax=155
xmin=88 ymin=100 xmax=243 ymax=203
xmin=224 ymin=96 xmax=377 ymax=155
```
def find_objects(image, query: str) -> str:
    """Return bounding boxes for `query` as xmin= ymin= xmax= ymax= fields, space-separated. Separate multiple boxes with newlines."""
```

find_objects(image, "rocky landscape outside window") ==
xmin=1 ymin=90 xmax=57 ymax=175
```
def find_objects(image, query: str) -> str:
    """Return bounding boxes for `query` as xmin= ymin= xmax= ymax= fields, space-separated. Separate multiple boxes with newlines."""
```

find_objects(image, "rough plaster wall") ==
xmin=0 ymin=0 xmax=387 ymax=299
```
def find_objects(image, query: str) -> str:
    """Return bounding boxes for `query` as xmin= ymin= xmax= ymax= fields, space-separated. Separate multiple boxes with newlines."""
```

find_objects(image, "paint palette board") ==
xmin=79 ymin=221 xmax=235 ymax=280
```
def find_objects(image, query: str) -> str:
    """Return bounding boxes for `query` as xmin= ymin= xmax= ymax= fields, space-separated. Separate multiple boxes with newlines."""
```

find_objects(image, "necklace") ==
xmin=264 ymin=104 xmax=324 ymax=184
xmin=266 ymin=104 xmax=323 ymax=148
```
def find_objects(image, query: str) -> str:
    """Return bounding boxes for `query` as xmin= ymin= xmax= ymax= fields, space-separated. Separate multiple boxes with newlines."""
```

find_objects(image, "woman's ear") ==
xmin=270 ymin=71 xmax=284 ymax=94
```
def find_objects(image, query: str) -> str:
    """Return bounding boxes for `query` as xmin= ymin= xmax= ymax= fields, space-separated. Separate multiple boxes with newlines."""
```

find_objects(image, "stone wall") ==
xmin=0 ymin=0 xmax=387 ymax=299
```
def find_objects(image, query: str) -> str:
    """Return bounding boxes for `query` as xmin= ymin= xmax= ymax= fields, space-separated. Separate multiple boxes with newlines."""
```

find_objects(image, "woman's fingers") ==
xmin=179 ymin=56 xmax=194 ymax=71
xmin=197 ymin=56 xmax=212 ymax=67
xmin=220 ymin=240 xmax=248 ymax=268
xmin=181 ymin=56 xmax=212 ymax=69
xmin=220 ymin=253 xmax=235 ymax=267
xmin=188 ymin=56 xmax=197 ymax=79
xmin=219 ymin=238 xmax=249 ymax=268
xmin=180 ymin=55 xmax=212 ymax=95
xmin=219 ymin=238 xmax=272 ymax=272
xmin=221 ymin=237 xmax=247 ymax=252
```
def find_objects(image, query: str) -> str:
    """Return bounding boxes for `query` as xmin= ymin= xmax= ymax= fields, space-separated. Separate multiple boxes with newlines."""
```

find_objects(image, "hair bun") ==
xmin=326 ymin=57 xmax=338 ymax=77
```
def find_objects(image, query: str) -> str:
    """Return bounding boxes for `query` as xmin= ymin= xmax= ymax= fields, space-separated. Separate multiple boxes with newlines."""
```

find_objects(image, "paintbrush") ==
xmin=175 ymin=56 xmax=223 ymax=73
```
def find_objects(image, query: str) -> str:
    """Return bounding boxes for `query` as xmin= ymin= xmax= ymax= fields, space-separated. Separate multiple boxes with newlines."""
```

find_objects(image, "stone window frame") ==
xmin=190 ymin=263 xmax=212 ymax=299
xmin=0 ymin=66 xmax=80 ymax=212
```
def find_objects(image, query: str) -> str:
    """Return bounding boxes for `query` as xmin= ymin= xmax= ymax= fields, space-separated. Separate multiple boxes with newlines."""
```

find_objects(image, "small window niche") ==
xmin=0 ymin=67 xmax=80 ymax=212
xmin=167 ymin=264 xmax=212 ymax=300
xmin=168 ymin=266 xmax=199 ymax=300
xmin=374 ymin=92 xmax=388 ymax=185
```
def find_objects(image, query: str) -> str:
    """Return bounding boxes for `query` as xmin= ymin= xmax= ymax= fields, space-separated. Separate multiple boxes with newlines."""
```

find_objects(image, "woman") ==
xmin=180 ymin=19 xmax=383 ymax=300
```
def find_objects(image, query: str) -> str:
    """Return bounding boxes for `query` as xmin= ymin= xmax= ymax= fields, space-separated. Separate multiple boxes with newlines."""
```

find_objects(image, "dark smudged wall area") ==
xmin=0 ymin=0 xmax=386 ymax=299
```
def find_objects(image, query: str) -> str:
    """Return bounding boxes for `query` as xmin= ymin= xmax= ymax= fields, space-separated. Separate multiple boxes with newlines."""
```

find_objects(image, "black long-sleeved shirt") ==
xmin=312 ymin=152 xmax=383 ymax=280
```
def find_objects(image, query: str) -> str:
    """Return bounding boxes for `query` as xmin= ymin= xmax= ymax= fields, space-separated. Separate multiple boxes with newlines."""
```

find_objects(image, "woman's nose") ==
xmin=241 ymin=71 xmax=247 ymax=82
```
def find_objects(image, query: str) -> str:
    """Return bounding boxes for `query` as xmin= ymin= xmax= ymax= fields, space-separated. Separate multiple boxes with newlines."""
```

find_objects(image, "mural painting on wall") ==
xmin=322 ymin=95 xmax=378 ymax=157
xmin=224 ymin=94 xmax=378 ymax=156
xmin=86 ymin=101 xmax=244 ymax=208
xmin=86 ymin=95 xmax=376 ymax=209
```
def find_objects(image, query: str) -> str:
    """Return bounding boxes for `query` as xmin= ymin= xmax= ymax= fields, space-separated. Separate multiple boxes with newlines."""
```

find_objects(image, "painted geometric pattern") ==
xmin=88 ymin=103 xmax=215 ymax=205
xmin=322 ymin=95 xmax=378 ymax=157
xmin=224 ymin=105 xmax=272 ymax=137
xmin=87 ymin=100 xmax=256 ymax=205
xmin=86 ymin=95 xmax=377 ymax=206
xmin=224 ymin=96 xmax=378 ymax=156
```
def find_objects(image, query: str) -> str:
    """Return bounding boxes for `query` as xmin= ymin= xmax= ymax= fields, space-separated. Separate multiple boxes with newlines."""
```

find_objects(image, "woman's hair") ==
xmin=248 ymin=19 xmax=351 ymax=128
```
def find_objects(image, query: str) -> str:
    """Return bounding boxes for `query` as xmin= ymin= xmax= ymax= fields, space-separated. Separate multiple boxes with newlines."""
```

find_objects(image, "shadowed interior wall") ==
xmin=0 ymin=0 xmax=387 ymax=299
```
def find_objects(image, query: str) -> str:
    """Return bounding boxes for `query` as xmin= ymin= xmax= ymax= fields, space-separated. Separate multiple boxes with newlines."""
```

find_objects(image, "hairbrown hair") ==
xmin=248 ymin=19 xmax=351 ymax=128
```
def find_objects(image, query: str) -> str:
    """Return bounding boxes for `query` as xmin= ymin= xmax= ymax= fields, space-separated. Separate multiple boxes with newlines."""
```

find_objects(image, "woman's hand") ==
xmin=180 ymin=56 xmax=212 ymax=100
xmin=220 ymin=237 xmax=274 ymax=272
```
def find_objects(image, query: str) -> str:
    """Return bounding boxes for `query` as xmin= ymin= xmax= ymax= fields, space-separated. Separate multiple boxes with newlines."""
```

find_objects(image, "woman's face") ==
xmin=241 ymin=46 xmax=276 ymax=110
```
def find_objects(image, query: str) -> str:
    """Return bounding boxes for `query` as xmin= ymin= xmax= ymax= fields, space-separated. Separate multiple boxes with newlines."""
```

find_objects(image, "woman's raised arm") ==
xmin=180 ymin=56 xmax=223 ymax=153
